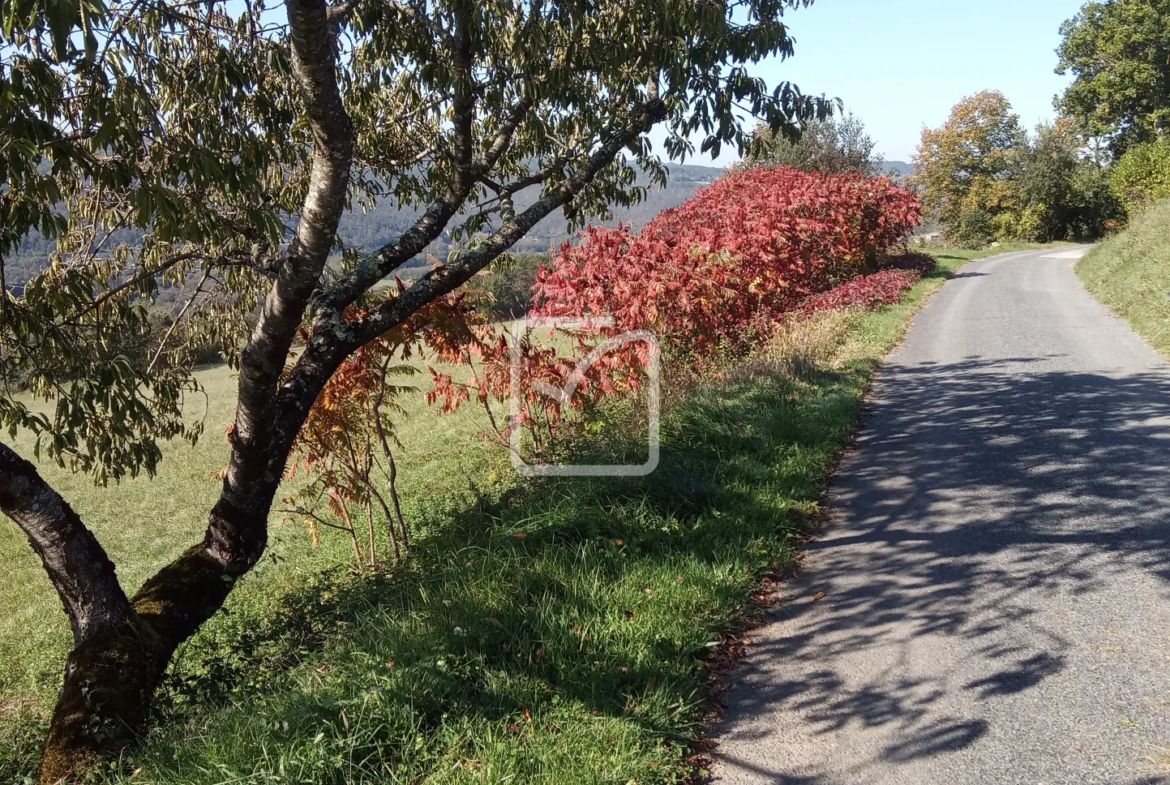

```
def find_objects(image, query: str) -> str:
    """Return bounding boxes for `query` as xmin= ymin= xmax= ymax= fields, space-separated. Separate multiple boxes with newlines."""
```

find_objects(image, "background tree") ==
xmin=911 ymin=91 xmax=1026 ymax=245
xmin=742 ymin=113 xmax=884 ymax=175
xmin=0 ymin=0 xmax=831 ymax=780
xmin=1016 ymin=120 xmax=1123 ymax=241
xmin=466 ymin=253 xmax=548 ymax=320
xmin=1057 ymin=0 xmax=1170 ymax=157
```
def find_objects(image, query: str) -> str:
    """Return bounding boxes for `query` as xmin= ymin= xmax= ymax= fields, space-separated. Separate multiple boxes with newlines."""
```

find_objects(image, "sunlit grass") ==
xmin=1 ymin=252 xmax=969 ymax=782
xmin=1077 ymin=200 xmax=1170 ymax=357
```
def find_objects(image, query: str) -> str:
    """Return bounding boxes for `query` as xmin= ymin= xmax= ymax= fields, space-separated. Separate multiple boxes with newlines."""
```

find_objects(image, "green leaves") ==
xmin=1057 ymin=0 xmax=1170 ymax=156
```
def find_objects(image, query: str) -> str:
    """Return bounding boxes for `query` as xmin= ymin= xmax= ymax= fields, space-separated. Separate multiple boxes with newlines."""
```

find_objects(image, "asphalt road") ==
xmin=714 ymin=247 xmax=1170 ymax=785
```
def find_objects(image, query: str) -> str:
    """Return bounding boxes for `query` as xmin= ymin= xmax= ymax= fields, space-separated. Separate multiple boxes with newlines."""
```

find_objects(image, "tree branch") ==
xmin=313 ymin=92 xmax=534 ymax=316
xmin=65 ymin=251 xmax=202 ymax=322
xmin=349 ymin=99 xmax=668 ymax=346
xmin=222 ymin=0 xmax=355 ymax=558
xmin=262 ymin=99 xmax=668 ymax=462
xmin=0 ymin=442 xmax=134 ymax=645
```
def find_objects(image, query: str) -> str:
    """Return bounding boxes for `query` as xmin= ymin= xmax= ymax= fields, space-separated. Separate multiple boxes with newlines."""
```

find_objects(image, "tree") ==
xmin=1016 ymin=120 xmax=1124 ymax=241
xmin=742 ymin=114 xmax=885 ymax=176
xmin=1057 ymin=0 xmax=1170 ymax=157
xmin=466 ymin=253 xmax=549 ymax=320
xmin=911 ymin=91 xmax=1026 ymax=244
xmin=0 ymin=0 xmax=831 ymax=780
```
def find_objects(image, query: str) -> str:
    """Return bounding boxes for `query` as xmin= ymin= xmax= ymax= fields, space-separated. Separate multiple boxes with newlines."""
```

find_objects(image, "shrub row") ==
xmin=800 ymin=269 xmax=922 ymax=315
xmin=532 ymin=166 xmax=921 ymax=361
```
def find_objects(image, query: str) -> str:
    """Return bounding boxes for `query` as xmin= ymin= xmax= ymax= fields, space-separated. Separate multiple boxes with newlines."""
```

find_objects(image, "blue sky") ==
xmin=681 ymin=0 xmax=1087 ymax=167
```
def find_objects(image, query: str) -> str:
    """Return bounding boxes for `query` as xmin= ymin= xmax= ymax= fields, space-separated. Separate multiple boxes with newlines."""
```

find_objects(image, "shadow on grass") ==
xmin=62 ymin=362 xmax=869 ymax=785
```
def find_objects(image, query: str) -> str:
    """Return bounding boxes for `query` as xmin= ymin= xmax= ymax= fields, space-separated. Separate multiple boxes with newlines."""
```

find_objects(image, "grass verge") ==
xmin=1077 ymin=200 xmax=1170 ymax=356
xmin=1 ymin=252 xmax=967 ymax=783
xmin=925 ymin=240 xmax=1070 ymax=268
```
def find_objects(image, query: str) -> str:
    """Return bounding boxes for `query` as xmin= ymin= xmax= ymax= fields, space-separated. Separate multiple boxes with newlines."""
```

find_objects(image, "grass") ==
xmin=1076 ymin=199 xmax=1170 ymax=357
xmin=1 ymin=251 xmax=971 ymax=783
xmin=924 ymin=240 xmax=1072 ymax=267
xmin=0 ymin=362 xmax=507 ymax=737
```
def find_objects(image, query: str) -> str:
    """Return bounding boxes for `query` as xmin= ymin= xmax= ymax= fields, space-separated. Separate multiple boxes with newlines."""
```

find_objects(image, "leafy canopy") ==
xmin=0 ymin=0 xmax=832 ymax=484
xmin=912 ymin=92 xmax=1120 ymax=246
xmin=1112 ymin=137 xmax=1170 ymax=209
xmin=740 ymin=114 xmax=884 ymax=176
xmin=911 ymin=90 xmax=1026 ymax=242
xmin=1057 ymin=0 xmax=1170 ymax=156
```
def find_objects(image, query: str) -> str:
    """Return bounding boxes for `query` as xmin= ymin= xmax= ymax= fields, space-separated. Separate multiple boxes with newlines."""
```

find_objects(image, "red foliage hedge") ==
xmin=800 ymin=269 xmax=922 ymax=315
xmin=429 ymin=168 xmax=922 ymax=454
xmin=532 ymin=166 xmax=922 ymax=360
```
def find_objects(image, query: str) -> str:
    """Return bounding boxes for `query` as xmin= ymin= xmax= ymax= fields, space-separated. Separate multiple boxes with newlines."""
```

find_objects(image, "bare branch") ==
xmin=146 ymin=267 xmax=213 ymax=374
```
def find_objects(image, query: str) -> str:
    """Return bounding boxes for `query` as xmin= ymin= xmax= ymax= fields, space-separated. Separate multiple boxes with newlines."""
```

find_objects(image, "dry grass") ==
xmin=0 ymin=700 xmax=35 ymax=722
xmin=731 ymin=309 xmax=863 ymax=382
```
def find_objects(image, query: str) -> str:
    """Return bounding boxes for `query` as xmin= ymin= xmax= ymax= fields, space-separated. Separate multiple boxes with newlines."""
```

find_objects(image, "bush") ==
xmin=740 ymin=114 xmax=885 ymax=176
xmin=466 ymin=253 xmax=547 ymax=320
xmin=1112 ymin=138 xmax=1170 ymax=211
xmin=800 ymin=269 xmax=921 ymax=315
xmin=432 ymin=168 xmax=919 ymax=463
xmin=533 ymin=167 xmax=921 ymax=363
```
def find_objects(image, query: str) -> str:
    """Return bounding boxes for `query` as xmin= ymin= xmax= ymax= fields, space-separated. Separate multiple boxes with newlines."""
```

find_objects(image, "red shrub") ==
xmin=430 ymin=168 xmax=922 ymax=460
xmin=532 ymin=166 xmax=921 ymax=362
xmin=800 ymin=269 xmax=921 ymax=315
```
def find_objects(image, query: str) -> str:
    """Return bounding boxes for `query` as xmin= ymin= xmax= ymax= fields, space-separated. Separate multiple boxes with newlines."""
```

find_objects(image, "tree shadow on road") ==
xmin=717 ymin=358 xmax=1170 ymax=785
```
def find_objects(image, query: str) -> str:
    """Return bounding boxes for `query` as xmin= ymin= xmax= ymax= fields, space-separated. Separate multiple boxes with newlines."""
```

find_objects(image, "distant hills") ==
xmin=7 ymin=160 xmax=918 ymax=284
xmin=339 ymin=162 xmax=728 ymax=263
xmin=885 ymin=160 xmax=913 ymax=177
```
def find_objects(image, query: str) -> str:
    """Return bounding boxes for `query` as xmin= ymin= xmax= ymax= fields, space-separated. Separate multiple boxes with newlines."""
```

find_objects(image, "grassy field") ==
xmin=2 ymin=250 xmax=977 ymax=782
xmin=0 ymin=362 xmax=507 ymax=735
xmin=1077 ymin=200 xmax=1170 ymax=357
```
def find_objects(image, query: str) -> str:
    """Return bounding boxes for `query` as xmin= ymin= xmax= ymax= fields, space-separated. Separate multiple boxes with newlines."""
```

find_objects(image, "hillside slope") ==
xmin=7 ymin=164 xmax=727 ymax=284
xmin=1077 ymin=200 xmax=1170 ymax=356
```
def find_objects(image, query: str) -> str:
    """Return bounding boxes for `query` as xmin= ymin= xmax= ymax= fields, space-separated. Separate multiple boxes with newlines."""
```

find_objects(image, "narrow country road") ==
xmin=715 ymin=247 xmax=1170 ymax=785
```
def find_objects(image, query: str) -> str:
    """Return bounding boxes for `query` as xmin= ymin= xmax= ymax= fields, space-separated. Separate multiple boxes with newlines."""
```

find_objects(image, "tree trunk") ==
xmin=38 ymin=629 xmax=163 ymax=783
xmin=26 ymin=1 xmax=357 ymax=778
xmin=36 ymin=502 xmax=269 ymax=783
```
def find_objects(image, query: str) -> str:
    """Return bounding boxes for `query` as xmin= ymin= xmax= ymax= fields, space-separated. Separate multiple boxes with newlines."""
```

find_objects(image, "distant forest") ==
xmin=5 ymin=163 xmax=724 ymax=286
xmin=6 ymin=160 xmax=912 ymax=286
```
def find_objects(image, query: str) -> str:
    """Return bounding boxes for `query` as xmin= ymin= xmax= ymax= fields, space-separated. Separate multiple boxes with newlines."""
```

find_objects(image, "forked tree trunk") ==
xmin=36 ymin=501 xmax=270 ymax=783
xmin=17 ymin=0 xmax=356 ymax=779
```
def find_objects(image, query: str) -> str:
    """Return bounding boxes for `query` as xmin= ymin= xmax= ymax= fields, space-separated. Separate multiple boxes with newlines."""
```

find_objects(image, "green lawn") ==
xmin=2 ymin=251 xmax=971 ymax=783
xmin=1077 ymin=200 xmax=1170 ymax=357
